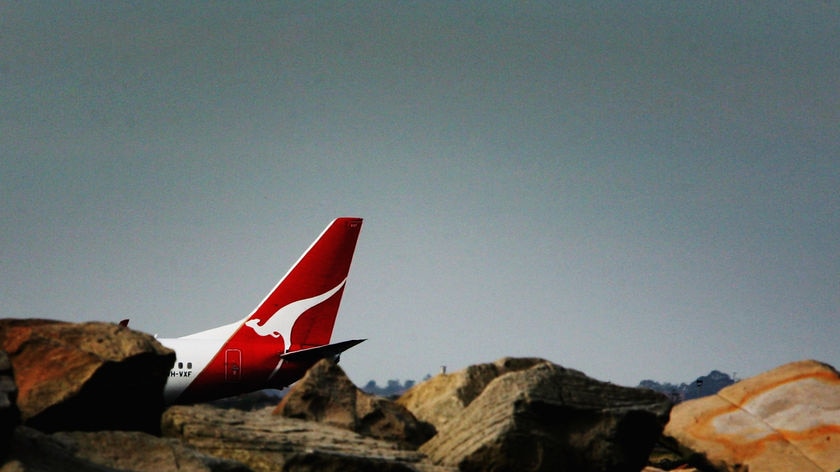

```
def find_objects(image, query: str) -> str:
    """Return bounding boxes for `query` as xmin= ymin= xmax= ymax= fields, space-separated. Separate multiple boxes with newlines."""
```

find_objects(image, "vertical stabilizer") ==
xmin=168 ymin=217 xmax=363 ymax=403
xmin=241 ymin=216 xmax=363 ymax=350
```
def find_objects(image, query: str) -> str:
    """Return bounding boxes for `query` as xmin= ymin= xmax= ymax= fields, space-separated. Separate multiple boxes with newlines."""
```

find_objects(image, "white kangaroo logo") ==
xmin=244 ymin=279 xmax=346 ymax=344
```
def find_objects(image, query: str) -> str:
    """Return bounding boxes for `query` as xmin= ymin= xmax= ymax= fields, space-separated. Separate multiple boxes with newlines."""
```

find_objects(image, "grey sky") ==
xmin=2 ymin=1 xmax=838 ymax=387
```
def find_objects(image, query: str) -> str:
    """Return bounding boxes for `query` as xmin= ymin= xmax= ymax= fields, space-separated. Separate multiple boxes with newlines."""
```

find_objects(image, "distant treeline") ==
xmin=361 ymin=370 xmax=737 ymax=402
xmin=362 ymin=375 xmax=431 ymax=398
xmin=638 ymin=370 xmax=736 ymax=402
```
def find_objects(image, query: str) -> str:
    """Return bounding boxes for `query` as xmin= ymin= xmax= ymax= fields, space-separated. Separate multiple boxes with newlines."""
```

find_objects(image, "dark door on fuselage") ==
xmin=225 ymin=349 xmax=242 ymax=382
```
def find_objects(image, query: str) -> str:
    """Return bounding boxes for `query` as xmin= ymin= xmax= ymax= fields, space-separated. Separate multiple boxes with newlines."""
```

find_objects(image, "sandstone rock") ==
xmin=3 ymin=425 xmax=250 ymax=472
xmin=0 ymin=351 xmax=20 ymax=461
xmin=396 ymin=357 xmax=545 ymax=430
xmin=0 ymin=319 xmax=175 ymax=433
xmin=419 ymin=360 xmax=672 ymax=472
xmin=274 ymin=359 xmax=435 ymax=448
xmin=2 ymin=426 xmax=117 ymax=472
xmin=162 ymin=403 xmax=450 ymax=472
xmin=663 ymin=359 xmax=840 ymax=472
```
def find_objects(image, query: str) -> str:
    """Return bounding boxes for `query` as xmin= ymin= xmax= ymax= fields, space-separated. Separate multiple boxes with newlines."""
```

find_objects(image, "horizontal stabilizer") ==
xmin=280 ymin=339 xmax=366 ymax=364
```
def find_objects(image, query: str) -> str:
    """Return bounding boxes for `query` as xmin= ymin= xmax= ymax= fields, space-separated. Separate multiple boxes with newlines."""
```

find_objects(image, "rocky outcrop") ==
xmin=663 ymin=359 xmax=840 ymax=472
xmin=397 ymin=357 xmax=545 ymax=430
xmin=418 ymin=360 xmax=672 ymax=472
xmin=0 ymin=318 xmax=175 ymax=433
xmin=5 ymin=425 xmax=250 ymax=472
xmin=274 ymin=359 xmax=435 ymax=448
xmin=162 ymin=403 xmax=443 ymax=472
xmin=4 ymin=404 xmax=447 ymax=472
xmin=8 ymin=319 xmax=836 ymax=471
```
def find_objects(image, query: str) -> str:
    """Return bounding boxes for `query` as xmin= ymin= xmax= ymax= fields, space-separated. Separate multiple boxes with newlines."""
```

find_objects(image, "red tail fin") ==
xmin=241 ymin=217 xmax=363 ymax=350
xmin=170 ymin=217 xmax=364 ymax=403
xmin=184 ymin=217 xmax=364 ymax=350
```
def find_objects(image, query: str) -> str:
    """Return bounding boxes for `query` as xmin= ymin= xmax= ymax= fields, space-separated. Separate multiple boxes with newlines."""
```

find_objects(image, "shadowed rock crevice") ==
xmin=28 ymin=353 xmax=171 ymax=434
xmin=0 ymin=351 xmax=20 ymax=461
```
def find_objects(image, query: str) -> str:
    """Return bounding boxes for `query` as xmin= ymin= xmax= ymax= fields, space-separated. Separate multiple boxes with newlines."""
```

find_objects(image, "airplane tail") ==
xmin=243 ymin=216 xmax=363 ymax=351
xmin=164 ymin=217 xmax=364 ymax=403
xmin=181 ymin=217 xmax=363 ymax=354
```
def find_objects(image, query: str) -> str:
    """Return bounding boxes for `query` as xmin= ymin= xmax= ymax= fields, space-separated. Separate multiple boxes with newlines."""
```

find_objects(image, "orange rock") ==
xmin=664 ymin=359 xmax=840 ymax=472
xmin=0 ymin=318 xmax=174 ymax=433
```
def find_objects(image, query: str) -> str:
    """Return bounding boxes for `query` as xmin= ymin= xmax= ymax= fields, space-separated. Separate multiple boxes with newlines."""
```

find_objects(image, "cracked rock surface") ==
xmin=663 ymin=359 xmax=840 ymax=472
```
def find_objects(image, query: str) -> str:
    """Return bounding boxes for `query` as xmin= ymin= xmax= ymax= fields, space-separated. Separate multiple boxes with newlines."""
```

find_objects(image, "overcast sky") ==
xmin=2 ymin=1 xmax=838 ymax=387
